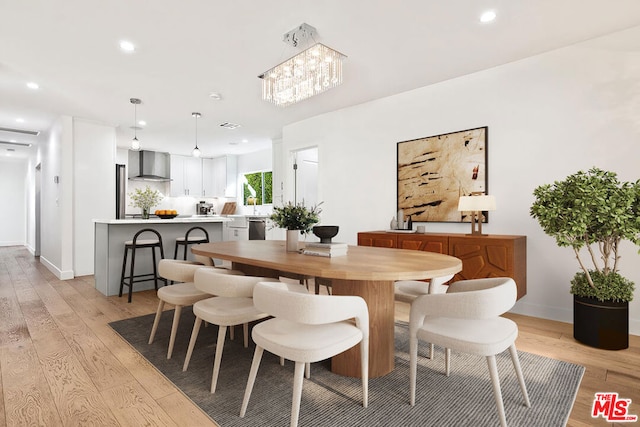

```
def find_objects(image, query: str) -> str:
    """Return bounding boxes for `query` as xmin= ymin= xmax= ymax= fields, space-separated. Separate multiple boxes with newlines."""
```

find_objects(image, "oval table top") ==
xmin=192 ymin=240 xmax=462 ymax=282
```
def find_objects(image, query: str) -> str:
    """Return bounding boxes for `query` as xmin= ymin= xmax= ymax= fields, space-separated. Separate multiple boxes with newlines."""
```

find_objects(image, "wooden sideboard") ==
xmin=358 ymin=231 xmax=527 ymax=300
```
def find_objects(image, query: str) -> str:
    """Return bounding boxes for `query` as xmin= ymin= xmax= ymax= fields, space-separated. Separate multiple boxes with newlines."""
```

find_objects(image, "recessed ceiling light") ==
xmin=26 ymin=82 xmax=39 ymax=90
xmin=16 ymin=118 xmax=25 ymax=123
xmin=138 ymin=120 xmax=146 ymax=126
xmin=241 ymin=139 xmax=248 ymax=143
xmin=209 ymin=92 xmax=222 ymax=100
xmin=119 ymin=40 xmax=136 ymax=52
xmin=480 ymin=10 xmax=497 ymax=23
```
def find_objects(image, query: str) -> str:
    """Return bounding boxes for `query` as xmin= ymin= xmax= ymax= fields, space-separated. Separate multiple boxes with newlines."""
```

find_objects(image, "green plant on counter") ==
xmin=530 ymin=167 xmax=639 ymax=302
xmin=270 ymin=201 xmax=322 ymax=234
xmin=129 ymin=186 xmax=163 ymax=218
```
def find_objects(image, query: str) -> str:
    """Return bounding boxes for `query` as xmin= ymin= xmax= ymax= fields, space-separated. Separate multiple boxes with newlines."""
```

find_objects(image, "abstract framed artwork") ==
xmin=397 ymin=126 xmax=488 ymax=223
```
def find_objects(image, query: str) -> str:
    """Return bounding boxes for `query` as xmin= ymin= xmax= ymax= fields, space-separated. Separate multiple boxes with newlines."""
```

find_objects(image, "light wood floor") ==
xmin=0 ymin=246 xmax=638 ymax=426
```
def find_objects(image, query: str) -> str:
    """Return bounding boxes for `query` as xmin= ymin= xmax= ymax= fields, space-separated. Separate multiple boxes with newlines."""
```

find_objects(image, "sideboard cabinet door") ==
xmin=397 ymin=234 xmax=449 ymax=254
xmin=357 ymin=232 xmax=397 ymax=248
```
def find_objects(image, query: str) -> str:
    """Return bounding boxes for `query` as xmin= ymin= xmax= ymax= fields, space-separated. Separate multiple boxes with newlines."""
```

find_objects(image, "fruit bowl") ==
xmin=312 ymin=225 xmax=339 ymax=243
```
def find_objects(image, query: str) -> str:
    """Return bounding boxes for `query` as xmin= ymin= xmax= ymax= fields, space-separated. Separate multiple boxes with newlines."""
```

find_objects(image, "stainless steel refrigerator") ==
xmin=116 ymin=164 xmax=126 ymax=219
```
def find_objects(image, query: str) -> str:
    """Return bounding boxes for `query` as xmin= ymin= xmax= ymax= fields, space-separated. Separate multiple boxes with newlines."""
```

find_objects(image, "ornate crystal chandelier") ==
xmin=259 ymin=23 xmax=346 ymax=107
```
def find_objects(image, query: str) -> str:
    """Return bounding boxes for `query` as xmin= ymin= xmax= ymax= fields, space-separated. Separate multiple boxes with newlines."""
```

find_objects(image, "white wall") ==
xmin=0 ymin=158 xmax=27 ymax=246
xmin=73 ymin=119 xmax=116 ymax=275
xmin=282 ymin=26 xmax=640 ymax=334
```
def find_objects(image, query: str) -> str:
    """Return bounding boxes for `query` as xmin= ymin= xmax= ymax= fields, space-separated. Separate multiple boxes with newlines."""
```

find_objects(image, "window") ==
xmin=243 ymin=171 xmax=272 ymax=206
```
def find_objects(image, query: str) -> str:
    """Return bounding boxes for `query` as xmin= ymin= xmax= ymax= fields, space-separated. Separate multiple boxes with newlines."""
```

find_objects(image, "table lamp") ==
xmin=457 ymin=194 xmax=496 ymax=235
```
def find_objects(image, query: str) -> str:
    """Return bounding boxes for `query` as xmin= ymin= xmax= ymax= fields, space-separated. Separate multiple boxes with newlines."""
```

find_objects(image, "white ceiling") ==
xmin=2 ymin=0 xmax=640 ymax=160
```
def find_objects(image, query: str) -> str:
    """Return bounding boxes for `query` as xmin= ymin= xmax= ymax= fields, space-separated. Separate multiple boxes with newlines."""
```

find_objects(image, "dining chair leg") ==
xmin=291 ymin=362 xmax=305 ymax=427
xmin=429 ymin=343 xmax=434 ymax=359
xmin=148 ymin=300 xmax=165 ymax=344
xmin=243 ymin=323 xmax=249 ymax=348
xmin=409 ymin=334 xmax=418 ymax=406
xmin=240 ymin=346 xmax=265 ymax=418
xmin=445 ymin=348 xmax=451 ymax=376
xmin=509 ymin=344 xmax=531 ymax=407
xmin=360 ymin=337 xmax=369 ymax=408
xmin=167 ymin=305 xmax=182 ymax=359
xmin=487 ymin=355 xmax=508 ymax=427
xmin=280 ymin=357 xmax=285 ymax=366
xmin=211 ymin=325 xmax=228 ymax=394
xmin=230 ymin=325 xmax=235 ymax=340
xmin=304 ymin=362 xmax=310 ymax=379
xmin=183 ymin=317 xmax=203 ymax=371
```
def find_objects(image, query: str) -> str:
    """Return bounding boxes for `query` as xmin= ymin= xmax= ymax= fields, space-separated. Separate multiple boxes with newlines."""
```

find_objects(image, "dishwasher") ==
xmin=247 ymin=217 xmax=266 ymax=240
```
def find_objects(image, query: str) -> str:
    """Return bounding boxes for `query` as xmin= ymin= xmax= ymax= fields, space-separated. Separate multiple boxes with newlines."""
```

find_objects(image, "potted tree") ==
xmin=270 ymin=201 xmax=322 ymax=252
xmin=530 ymin=167 xmax=639 ymax=349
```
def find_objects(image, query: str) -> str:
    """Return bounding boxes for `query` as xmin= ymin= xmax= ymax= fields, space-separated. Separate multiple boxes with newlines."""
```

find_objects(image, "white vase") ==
xmin=286 ymin=230 xmax=300 ymax=252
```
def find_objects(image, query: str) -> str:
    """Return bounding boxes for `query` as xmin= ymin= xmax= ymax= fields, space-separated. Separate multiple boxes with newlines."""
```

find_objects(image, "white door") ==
xmin=293 ymin=147 xmax=318 ymax=206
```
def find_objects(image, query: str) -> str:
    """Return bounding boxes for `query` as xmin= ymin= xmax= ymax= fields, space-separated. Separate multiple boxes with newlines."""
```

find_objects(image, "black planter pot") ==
xmin=574 ymin=295 xmax=629 ymax=350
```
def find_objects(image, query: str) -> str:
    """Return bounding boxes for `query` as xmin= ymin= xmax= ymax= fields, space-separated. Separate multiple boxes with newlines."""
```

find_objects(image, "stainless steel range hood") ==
xmin=128 ymin=150 xmax=171 ymax=182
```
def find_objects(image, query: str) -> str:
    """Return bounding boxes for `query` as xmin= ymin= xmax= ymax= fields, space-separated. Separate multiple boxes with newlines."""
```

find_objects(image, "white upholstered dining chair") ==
xmin=149 ymin=259 xmax=243 ymax=359
xmin=409 ymin=277 xmax=531 ymax=427
xmin=240 ymin=281 xmax=369 ymax=427
xmin=182 ymin=269 xmax=280 ymax=394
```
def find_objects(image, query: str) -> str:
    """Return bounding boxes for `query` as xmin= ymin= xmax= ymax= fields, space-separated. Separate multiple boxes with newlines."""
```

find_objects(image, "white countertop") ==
xmin=94 ymin=216 xmax=231 ymax=225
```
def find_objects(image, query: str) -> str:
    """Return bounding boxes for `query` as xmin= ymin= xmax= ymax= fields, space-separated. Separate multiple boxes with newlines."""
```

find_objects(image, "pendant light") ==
xmin=130 ymin=98 xmax=141 ymax=150
xmin=192 ymin=112 xmax=201 ymax=157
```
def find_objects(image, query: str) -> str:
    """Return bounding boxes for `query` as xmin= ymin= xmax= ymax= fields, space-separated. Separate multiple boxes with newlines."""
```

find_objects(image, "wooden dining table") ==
xmin=192 ymin=240 xmax=462 ymax=378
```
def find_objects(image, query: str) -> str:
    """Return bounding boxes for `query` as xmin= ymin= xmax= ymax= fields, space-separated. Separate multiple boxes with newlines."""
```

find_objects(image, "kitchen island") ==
xmin=94 ymin=216 xmax=230 ymax=297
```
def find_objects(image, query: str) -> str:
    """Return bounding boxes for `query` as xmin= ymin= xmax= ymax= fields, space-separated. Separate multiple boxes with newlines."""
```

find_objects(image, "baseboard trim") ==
xmin=40 ymin=256 xmax=75 ymax=280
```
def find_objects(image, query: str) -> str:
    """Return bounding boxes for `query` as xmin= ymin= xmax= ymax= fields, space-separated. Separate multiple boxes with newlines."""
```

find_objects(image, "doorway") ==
xmin=35 ymin=163 xmax=41 ymax=257
xmin=292 ymin=147 xmax=318 ymax=206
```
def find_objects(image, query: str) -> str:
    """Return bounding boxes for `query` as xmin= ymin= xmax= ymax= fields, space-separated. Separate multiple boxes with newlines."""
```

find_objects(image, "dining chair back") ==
xmin=240 ymin=281 xmax=369 ymax=427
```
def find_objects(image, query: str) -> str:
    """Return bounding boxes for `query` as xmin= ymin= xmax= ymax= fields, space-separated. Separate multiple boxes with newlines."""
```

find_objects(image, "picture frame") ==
xmin=397 ymin=126 xmax=488 ymax=223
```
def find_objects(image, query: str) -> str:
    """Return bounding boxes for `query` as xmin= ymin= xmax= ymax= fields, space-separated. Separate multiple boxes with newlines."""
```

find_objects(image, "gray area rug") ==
xmin=109 ymin=308 xmax=584 ymax=426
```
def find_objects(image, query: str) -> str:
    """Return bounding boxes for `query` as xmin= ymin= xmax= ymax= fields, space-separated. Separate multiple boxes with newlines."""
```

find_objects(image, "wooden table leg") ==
xmin=330 ymin=279 xmax=395 ymax=378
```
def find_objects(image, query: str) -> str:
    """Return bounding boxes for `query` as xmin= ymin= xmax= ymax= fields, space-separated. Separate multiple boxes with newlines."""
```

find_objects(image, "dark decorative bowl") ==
xmin=312 ymin=226 xmax=339 ymax=243
xmin=157 ymin=214 xmax=178 ymax=219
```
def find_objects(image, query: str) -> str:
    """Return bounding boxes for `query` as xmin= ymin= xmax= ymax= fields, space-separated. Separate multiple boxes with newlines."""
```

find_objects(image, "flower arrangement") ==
xmin=129 ymin=186 xmax=163 ymax=219
xmin=270 ymin=201 xmax=322 ymax=234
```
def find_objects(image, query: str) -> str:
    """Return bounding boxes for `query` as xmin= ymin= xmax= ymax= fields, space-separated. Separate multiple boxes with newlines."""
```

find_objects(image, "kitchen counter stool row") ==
xmin=118 ymin=226 xmax=210 ymax=302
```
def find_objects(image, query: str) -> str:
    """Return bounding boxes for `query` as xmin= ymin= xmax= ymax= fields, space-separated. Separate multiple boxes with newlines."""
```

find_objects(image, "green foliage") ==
xmin=243 ymin=171 xmax=273 ymax=205
xmin=571 ymin=271 xmax=635 ymax=302
xmin=128 ymin=186 xmax=163 ymax=210
xmin=270 ymin=201 xmax=322 ymax=234
xmin=530 ymin=167 xmax=639 ymax=302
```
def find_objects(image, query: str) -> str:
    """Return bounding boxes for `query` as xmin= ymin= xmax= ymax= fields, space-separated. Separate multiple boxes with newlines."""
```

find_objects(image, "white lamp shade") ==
xmin=458 ymin=195 xmax=496 ymax=212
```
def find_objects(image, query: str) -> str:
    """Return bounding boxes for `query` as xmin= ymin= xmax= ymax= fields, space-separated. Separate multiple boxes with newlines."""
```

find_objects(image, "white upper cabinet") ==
xmin=170 ymin=155 xmax=202 ymax=197
xmin=210 ymin=155 xmax=237 ymax=197
xmin=202 ymin=158 xmax=215 ymax=198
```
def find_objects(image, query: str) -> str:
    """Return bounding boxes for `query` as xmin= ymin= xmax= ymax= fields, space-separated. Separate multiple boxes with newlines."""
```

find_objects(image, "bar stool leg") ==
xmin=119 ymin=246 xmax=128 ymax=298
xmin=152 ymin=246 xmax=159 ymax=290
xmin=128 ymin=245 xmax=136 ymax=303
xmin=173 ymin=242 xmax=179 ymax=260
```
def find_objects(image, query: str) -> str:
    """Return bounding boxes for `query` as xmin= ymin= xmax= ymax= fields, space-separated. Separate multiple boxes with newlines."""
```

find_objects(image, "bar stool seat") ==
xmin=119 ymin=228 xmax=165 ymax=303
xmin=174 ymin=226 xmax=210 ymax=260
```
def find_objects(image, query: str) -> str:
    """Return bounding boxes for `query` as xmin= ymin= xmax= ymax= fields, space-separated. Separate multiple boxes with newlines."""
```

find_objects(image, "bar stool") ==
xmin=119 ymin=228 xmax=165 ymax=303
xmin=174 ymin=226 xmax=210 ymax=260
